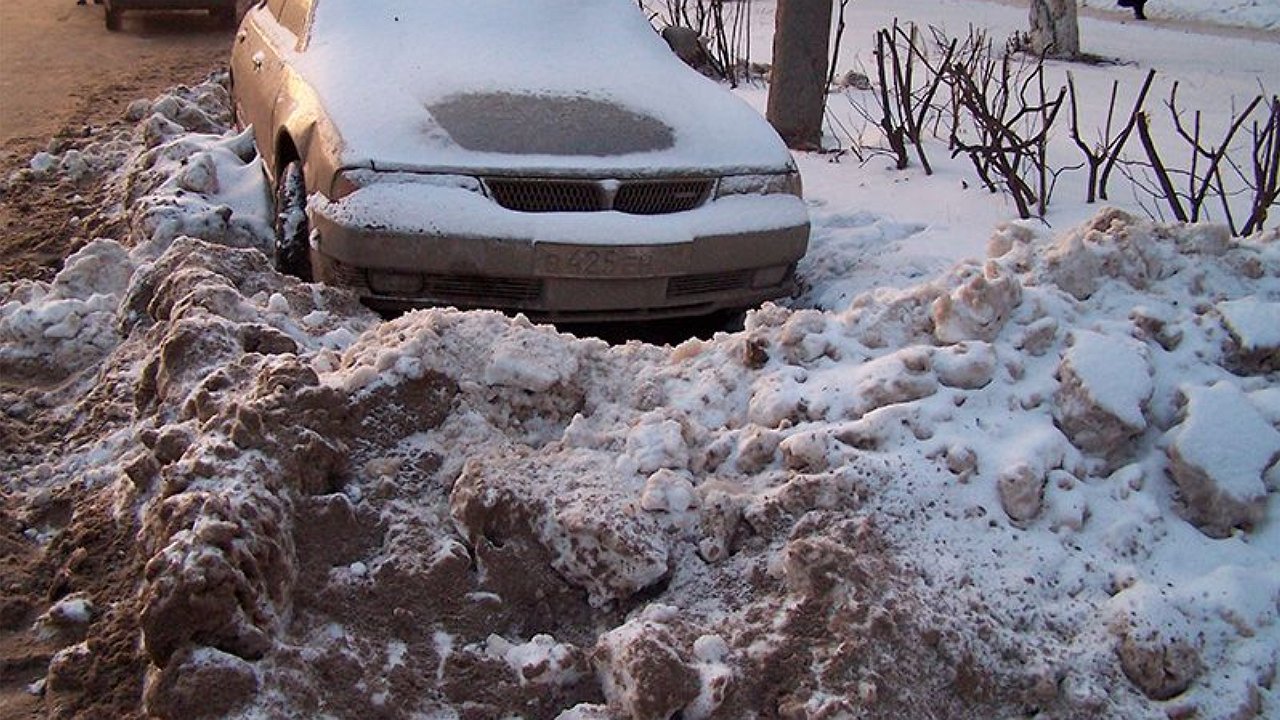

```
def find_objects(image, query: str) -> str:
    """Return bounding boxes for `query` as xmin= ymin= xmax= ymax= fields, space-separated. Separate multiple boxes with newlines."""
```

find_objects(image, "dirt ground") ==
xmin=0 ymin=0 xmax=239 ymax=283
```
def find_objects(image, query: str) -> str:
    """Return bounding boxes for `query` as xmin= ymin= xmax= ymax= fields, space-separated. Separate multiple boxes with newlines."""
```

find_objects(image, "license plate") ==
xmin=534 ymin=244 xmax=687 ymax=278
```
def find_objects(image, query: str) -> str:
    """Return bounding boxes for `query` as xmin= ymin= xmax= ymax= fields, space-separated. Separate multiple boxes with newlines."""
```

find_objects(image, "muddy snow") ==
xmin=1 ymin=70 xmax=1276 ymax=719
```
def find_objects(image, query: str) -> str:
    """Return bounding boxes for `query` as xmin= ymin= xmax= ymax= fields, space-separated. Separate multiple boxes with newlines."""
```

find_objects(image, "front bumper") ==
xmin=309 ymin=185 xmax=810 ymax=322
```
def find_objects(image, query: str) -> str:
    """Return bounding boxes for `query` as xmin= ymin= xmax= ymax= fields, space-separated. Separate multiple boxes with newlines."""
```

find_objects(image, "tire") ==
xmin=104 ymin=5 xmax=122 ymax=31
xmin=274 ymin=161 xmax=313 ymax=281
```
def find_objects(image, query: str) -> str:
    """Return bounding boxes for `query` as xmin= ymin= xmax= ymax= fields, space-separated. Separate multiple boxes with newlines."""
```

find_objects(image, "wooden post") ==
xmin=766 ymin=0 xmax=833 ymax=150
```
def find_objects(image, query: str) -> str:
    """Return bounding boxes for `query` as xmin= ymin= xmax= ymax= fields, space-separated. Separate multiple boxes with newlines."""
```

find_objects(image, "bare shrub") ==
xmin=1123 ymin=85 xmax=1279 ymax=234
xmin=946 ymin=49 xmax=1066 ymax=219
xmin=1067 ymin=69 xmax=1156 ymax=204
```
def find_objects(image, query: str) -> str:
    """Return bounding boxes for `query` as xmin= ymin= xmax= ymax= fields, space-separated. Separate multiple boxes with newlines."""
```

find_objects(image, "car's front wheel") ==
xmin=274 ymin=161 xmax=313 ymax=281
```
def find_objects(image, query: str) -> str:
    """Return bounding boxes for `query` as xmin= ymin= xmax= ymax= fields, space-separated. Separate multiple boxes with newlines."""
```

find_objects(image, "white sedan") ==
xmin=230 ymin=0 xmax=809 ymax=321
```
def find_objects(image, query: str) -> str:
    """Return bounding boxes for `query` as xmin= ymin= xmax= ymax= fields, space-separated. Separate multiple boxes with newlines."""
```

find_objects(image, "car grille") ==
xmin=615 ymin=180 xmax=710 ymax=215
xmin=422 ymin=274 xmax=543 ymax=303
xmin=484 ymin=178 xmax=713 ymax=215
xmin=667 ymin=269 xmax=755 ymax=298
xmin=331 ymin=262 xmax=543 ymax=303
xmin=485 ymin=179 xmax=601 ymax=213
xmin=327 ymin=260 xmax=368 ymax=286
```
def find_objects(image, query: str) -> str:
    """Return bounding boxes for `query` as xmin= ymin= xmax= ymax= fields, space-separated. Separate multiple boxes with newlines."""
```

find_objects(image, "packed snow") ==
xmin=1 ymin=0 xmax=1278 ymax=719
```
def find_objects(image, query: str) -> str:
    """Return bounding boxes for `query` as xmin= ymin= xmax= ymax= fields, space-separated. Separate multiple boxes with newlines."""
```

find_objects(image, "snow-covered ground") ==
xmin=1079 ymin=0 xmax=1280 ymax=31
xmin=1 ymin=1 xmax=1278 ymax=718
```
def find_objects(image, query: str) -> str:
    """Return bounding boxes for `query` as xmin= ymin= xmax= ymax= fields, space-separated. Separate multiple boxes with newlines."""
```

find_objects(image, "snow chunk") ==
xmin=126 ymin=128 xmax=273 ymax=259
xmin=993 ymin=423 xmax=1072 ymax=525
xmin=1041 ymin=209 xmax=1177 ymax=299
xmin=44 ymin=641 xmax=93 ymax=703
xmin=932 ymin=261 xmax=1022 ymax=343
xmin=1166 ymin=383 xmax=1280 ymax=536
xmin=37 ymin=592 xmax=95 ymax=633
xmin=1053 ymin=330 xmax=1152 ymax=461
xmin=749 ymin=347 xmax=937 ymax=428
xmin=639 ymin=469 xmax=697 ymax=514
xmin=624 ymin=416 xmax=691 ymax=473
xmin=554 ymin=704 xmax=614 ymax=719
xmin=1216 ymin=299 xmax=1280 ymax=351
xmin=1108 ymin=583 xmax=1204 ymax=700
xmin=930 ymin=341 xmax=997 ymax=389
xmin=484 ymin=331 xmax=580 ymax=392
xmin=1251 ymin=386 xmax=1280 ymax=426
xmin=0 ymin=239 xmax=136 ymax=379
xmin=485 ymin=633 xmax=587 ymax=687
xmin=450 ymin=451 xmax=670 ymax=607
xmin=1216 ymin=298 xmax=1280 ymax=373
xmin=142 ymin=646 xmax=260 ymax=719
xmin=594 ymin=608 xmax=702 ymax=720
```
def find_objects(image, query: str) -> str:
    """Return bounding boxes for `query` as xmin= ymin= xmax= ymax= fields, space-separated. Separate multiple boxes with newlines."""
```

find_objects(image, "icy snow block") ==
xmin=993 ymin=424 xmax=1070 ymax=525
xmin=1216 ymin=299 xmax=1280 ymax=374
xmin=143 ymin=646 xmax=260 ymax=719
xmin=450 ymin=451 xmax=670 ymax=607
xmin=930 ymin=341 xmax=997 ymax=389
xmin=1041 ymin=209 xmax=1178 ymax=300
xmin=1053 ymin=331 xmax=1152 ymax=461
xmin=594 ymin=613 xmax=701 ymax=720
xmin=1166 ymin=383 xmax=1280 ymax=537
xmin=997 ymin=463 xmax=1047 ymax=525
xmin=1109 ymin=585 xmax=1203 ymax=701
xmin=932 ymin=261 xmax=1022 ymax=343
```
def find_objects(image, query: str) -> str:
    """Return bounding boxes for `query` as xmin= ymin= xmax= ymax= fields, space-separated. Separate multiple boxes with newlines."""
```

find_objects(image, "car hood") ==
xmin=294 ymin=0 xmax=795 ymax=176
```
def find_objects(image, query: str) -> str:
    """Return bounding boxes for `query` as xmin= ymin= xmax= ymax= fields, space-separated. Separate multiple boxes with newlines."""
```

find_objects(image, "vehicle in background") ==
xmin=103 ymin=0 xmax=238 ymax=31
xmin=230 ymin=0 xmax=809 ymax=322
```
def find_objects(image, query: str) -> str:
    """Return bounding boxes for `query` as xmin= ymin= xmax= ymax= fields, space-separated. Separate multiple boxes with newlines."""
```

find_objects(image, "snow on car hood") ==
xmin=293 ymin=0 xmax=796 ymax=175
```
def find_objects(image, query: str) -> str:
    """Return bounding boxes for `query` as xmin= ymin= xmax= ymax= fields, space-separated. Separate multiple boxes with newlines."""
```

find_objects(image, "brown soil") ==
xmin=0 ymin=0 xmax=240 ymax=283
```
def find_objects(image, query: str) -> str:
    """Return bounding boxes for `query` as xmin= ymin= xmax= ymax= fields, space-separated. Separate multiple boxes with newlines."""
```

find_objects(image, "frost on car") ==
xmin=230 ymin=0 xmax=810 ymax=321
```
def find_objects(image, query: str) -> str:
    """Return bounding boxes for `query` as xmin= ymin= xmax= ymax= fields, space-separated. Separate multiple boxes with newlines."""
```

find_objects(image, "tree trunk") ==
xmin=766 ymin=0 xmax=833 ymax=150
xmin=1028 ymin=0 xmax=1080 ymax=59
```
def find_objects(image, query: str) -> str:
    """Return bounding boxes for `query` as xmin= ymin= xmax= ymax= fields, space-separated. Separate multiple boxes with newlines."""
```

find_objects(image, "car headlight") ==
xmin=715 ymin=170 xmax=803 ymax=198
xmin=330 ymin=169 xmax=484 ymax=200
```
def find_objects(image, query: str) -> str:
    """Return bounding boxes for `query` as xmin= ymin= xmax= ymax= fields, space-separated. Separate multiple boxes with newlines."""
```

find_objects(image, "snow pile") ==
xmin=0 ymin=77 xmax=309 ymax=384
xmin=7 ymin=195 xmax=1276 ymax=718
xmin=0 ymin=239 xmax=134 ymax=378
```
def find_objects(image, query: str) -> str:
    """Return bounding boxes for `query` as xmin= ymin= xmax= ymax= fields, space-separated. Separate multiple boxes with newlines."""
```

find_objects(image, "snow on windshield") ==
xmin=293 ymin=0 xmax=794 ymax=172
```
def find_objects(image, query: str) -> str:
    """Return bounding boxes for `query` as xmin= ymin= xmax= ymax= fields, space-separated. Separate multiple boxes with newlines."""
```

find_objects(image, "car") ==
xmin=103 ymin=0 xmax=238 ymax=31
xmin=230 ymin=0 xmax=810 ymax=322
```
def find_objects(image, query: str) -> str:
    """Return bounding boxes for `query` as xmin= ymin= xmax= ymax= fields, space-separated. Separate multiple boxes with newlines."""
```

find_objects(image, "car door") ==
xmin=230 ymin=0 xmax=315 ymax=179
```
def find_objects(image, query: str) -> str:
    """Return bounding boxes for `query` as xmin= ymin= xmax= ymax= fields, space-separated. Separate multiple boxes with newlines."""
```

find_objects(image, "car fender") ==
xmin=272 ymin=76 xmax=352 ymax=200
